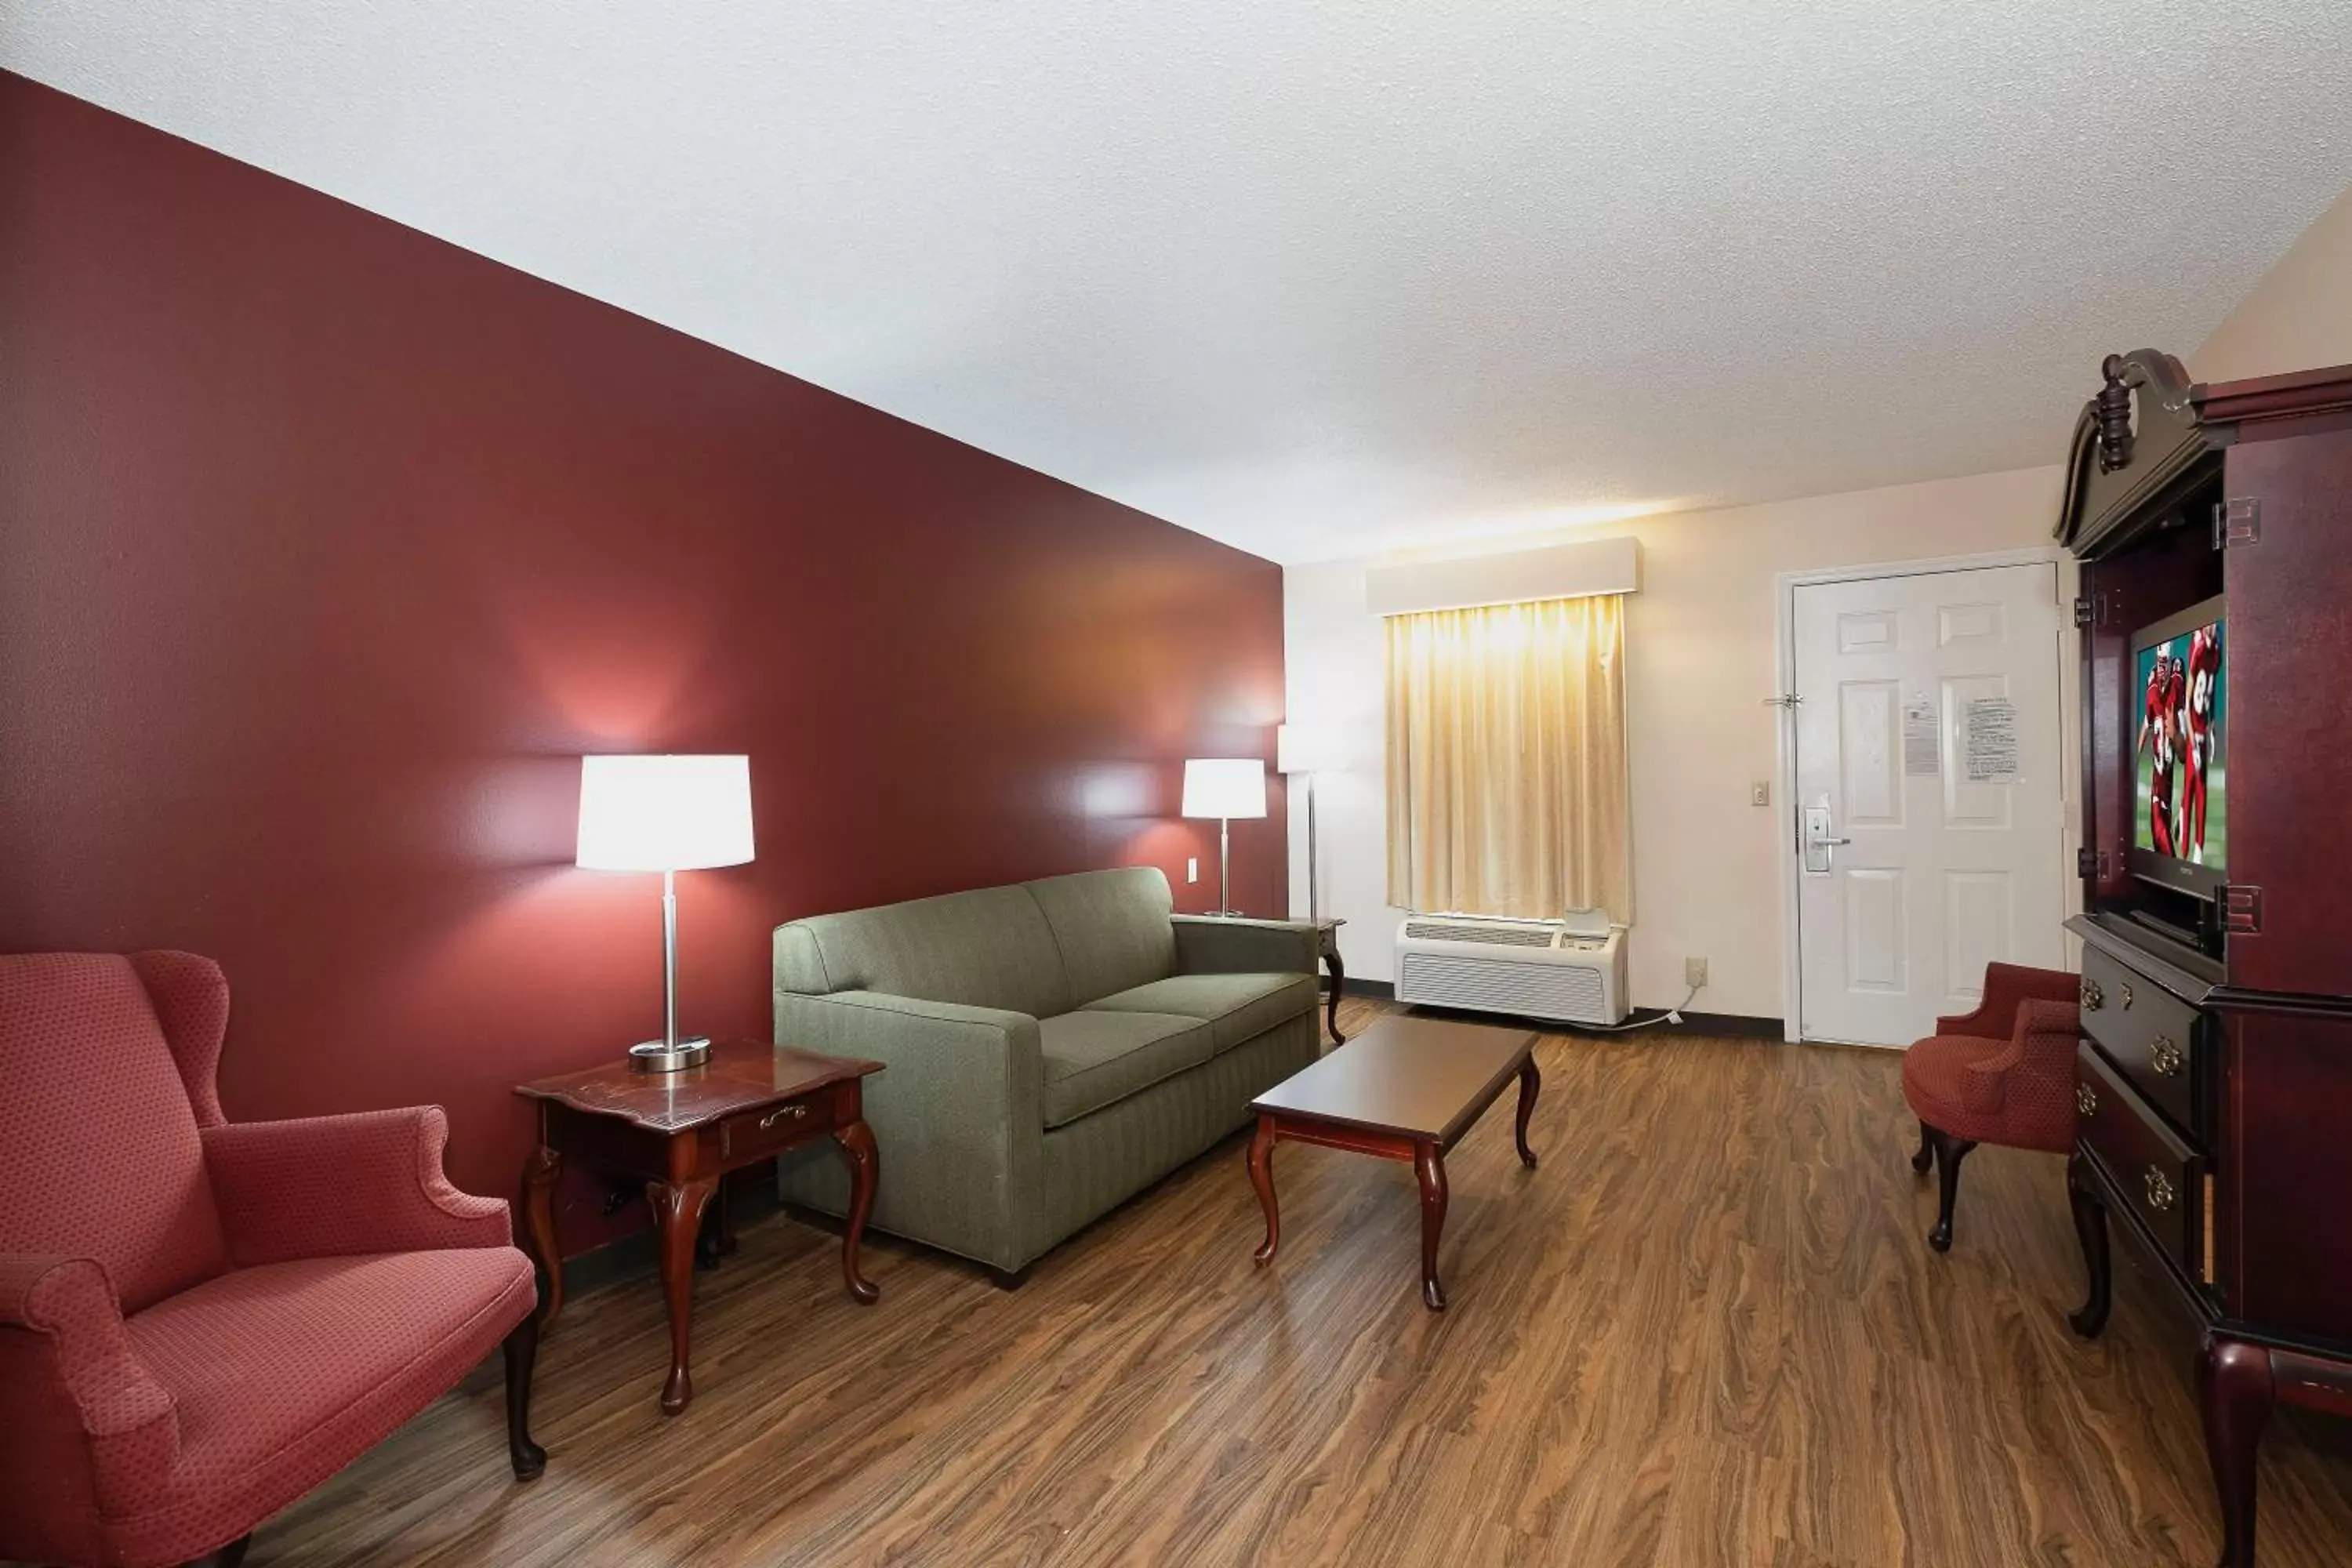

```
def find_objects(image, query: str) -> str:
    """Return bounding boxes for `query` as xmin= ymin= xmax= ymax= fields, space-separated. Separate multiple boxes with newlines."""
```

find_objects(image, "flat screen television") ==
xmin=2129 ymin=594 xmax=2227 ymax=901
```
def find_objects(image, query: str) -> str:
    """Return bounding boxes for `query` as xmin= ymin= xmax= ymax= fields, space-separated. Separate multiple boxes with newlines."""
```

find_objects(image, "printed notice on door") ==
xmin=1964 ymin=696 xmax=2020 ymax=782
xmin=1902 ymin=698 xmax=1940 ymax=777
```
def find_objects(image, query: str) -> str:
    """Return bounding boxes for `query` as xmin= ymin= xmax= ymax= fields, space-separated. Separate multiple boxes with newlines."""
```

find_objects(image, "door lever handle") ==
xmin=1819 ymin=836 xmax=1852 ymax=847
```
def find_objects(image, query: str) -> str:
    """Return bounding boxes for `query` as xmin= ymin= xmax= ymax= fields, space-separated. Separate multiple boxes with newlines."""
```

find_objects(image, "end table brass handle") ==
xmin=2150 ymin=1036 xmax=2183 ymax=1077
xmin=2144 ymin=1167 xmax=2176 ymax=1214
xmin=2080 ymin=977 xmax=2103 ymax=1011
xmin=2076 ymin=1083 xmax=2097 ymax=1118
xmin=2118 ymin=982 xmax=2134 ymax=1010
xmin=760 ymin=1105 xmax=809 ymax=1130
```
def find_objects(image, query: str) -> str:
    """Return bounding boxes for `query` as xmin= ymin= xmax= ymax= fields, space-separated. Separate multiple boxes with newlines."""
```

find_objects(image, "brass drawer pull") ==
xmin=2118 ymin=982 xmax=2134 ymax=1011
xmin=2144 ymin=1167 xmax=2176 ymax=1214
xmin=2149 ymin=1036 xmax=2183 ymax=1078
xmin=759 ymin=1105 xmax=810 ymax=1130
xmin=2076 ymin=1083 xmax=2098 ymax=1118
xmin=2080 ymin=977 xmax=2103 ymax=1011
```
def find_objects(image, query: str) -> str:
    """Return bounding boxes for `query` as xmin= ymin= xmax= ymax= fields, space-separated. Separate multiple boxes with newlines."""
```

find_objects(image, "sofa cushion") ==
xmin=1038 ymin=1010 xmax=1212 ymax=1128
xmin=1024 ymin=867 xmax=1178 ymax=1005
xmin=774 ymin=884 xmax=1072 ymax=1019
xmin=1084 ymin=971 xmax=1319 ymax=1055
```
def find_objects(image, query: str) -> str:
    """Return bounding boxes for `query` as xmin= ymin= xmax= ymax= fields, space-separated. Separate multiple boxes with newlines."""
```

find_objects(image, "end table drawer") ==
xmin=2076 ymin=1040 xmax=2205 ymax=1283
xmin=2078 ymin=944 xmax=2204 ymax=1139
xmin=719 ymin=1096 xmax=834 ymax=1160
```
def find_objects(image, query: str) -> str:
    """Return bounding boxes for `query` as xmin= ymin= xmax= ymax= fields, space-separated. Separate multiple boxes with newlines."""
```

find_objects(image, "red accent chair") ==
xmin=1900 ymin=961 xmax=2082 ymax=1252
xmin=0 ymin=953 xmax=543 ymax=1568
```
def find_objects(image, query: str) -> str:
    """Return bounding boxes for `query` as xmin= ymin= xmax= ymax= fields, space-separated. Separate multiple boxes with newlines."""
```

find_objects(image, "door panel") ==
xmin=1793 ymin=562 xmax=2065 ymax=1045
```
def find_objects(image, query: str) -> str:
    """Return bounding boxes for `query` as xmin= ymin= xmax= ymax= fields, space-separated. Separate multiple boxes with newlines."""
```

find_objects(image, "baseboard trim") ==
xmin=1341 ymin=978 xmax=1782 ymax=1039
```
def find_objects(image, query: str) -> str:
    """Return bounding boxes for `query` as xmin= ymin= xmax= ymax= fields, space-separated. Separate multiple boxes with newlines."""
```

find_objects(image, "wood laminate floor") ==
xmin=249 ymin=1000 xmax=2352 ymax=1566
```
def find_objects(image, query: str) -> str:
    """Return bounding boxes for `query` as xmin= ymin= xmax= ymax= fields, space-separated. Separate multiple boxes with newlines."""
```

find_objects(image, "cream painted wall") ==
xmin=2194 ymin=183 xmax=2352 ymax=383
xmin=1282 ymin=464 xmax=2077 ymax=1022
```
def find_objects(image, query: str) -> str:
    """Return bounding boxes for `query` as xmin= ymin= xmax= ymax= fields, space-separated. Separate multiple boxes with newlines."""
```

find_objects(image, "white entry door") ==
xmin=1791 ymin=561 xmax=2066 ymax=1046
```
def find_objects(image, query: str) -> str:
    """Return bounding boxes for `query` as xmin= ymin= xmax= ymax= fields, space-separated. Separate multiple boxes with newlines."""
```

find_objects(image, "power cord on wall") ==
xmin=1560 ymin=983 xmax=1700 ymax=1035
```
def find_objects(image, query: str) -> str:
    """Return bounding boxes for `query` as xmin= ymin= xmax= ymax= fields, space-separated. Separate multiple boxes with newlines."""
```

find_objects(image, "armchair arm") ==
xmin=1171 ymin=915 xmax=1320 ymax=976
xmin=1936 ymin=962 xmax=2078 ymax=1040
xmin=1955 ymin=997 xmax=2085 ymax=1120
xmin=201 ymin=1106 xmax=511 ymax=1266
xmin=773 ymin=989 xmax=1042 ymax=1271
xmin=0 ymin=1254 xmax=180 ymax=1526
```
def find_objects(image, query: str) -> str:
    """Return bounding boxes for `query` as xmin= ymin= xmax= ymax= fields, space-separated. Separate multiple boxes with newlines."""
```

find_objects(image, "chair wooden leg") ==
xmin=1923 ymin=1123 xmax=1976 ymax=1253
xmin=504 ymin=1314 xmax=547 ymax=1480
xmin=1911 ymin=1121 xmax=1935 ymax=1174
xmin=182 ymin=1536 xmax=251 ymax=1567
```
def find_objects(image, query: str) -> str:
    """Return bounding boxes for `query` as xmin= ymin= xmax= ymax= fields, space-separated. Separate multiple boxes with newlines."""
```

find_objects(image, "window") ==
xmin=1385 ymin=593 xmax=1630 ymax=920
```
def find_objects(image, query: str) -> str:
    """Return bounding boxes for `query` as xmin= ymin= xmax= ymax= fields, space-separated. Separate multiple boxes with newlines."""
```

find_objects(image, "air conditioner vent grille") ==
xmin=1401 ymin=920 xmax=1555 ymax=948
xmin=1399 ymin=953 xmax=1607 ymax=1021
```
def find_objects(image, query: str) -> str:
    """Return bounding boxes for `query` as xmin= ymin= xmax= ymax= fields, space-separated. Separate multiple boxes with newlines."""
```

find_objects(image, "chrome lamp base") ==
xmin=629 ymin=1036 xmax=710 ymax=1073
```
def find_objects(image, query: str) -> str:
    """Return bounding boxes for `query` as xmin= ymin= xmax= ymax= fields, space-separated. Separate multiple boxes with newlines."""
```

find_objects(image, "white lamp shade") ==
xmin=576 ymin=754 xmax=755 ymax=871
xmin=1275 ymin=723 xmax=1344 ymax=775
xmin=1181 ymin=757 xmax=1267 ymax=820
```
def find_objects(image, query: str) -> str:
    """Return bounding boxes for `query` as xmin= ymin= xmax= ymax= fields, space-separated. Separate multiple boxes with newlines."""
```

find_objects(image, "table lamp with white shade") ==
xmin=1275 ymin=723 xmax=1343 ymax=924
xmin=1181 ymin=757 xmax=1266 ymax=917
xmin=576 ymin=753 xmax=754 ymax=1073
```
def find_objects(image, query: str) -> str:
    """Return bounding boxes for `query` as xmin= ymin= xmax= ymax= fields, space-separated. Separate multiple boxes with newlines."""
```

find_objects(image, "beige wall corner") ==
xmin=2194 ymin=183 xmax=2352 ymax=383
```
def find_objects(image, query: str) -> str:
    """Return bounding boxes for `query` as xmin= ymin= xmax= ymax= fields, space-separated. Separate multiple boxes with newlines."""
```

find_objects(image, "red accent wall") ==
xmin=0 ymin=74 xmax=1287 ymax=1250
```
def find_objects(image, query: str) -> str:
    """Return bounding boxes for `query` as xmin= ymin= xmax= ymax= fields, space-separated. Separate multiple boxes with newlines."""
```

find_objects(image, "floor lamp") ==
xmin=1275 ymin=724 xmax=1340 ymax=923
xmin=1181 ymin=757 xmax=1267 ymax=917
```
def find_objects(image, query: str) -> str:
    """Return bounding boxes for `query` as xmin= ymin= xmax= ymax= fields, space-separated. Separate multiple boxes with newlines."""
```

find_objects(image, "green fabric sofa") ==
xmin=771 ymin=866 xmax=1323 ymax=1277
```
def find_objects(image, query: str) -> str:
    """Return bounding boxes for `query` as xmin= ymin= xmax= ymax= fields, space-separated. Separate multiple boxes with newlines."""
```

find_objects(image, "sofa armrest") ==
xmin=1171 ymin=915 xmax=1321 ymax=977
xmin=773 ymin=989 xmax=1043 ymax=1269
xmin=201 ymin=1107 xmax=511 ymax=1266
xmin=0 ymin=1254 xmax=180 ymax=1526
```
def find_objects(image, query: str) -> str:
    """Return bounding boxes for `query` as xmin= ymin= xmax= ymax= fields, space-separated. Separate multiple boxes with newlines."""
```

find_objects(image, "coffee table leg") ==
xmin=1515 ymin=1058 xmax=1541 ymax=1170
xmin=1414 ymin=1142 xmax=1449 ymax=1311
xmin=1248 ymin=1114 xmax=1281 ymax=1264
xmin=648 ymin=1176 xmax=718 ymax=1415
xmin=835 ymin=1118 xmax=881 ymax=1305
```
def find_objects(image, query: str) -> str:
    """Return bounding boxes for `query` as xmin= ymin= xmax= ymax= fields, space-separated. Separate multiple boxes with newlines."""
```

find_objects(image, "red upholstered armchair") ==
xmin=0 ymin=953 xmax=543 ymax=1568
xmin=1900 ymin=961 xmax=2082 ymax=1253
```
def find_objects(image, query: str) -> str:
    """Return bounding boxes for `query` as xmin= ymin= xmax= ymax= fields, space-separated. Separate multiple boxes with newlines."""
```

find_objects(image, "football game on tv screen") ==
xmin=2133 ymin=614 xmax=2226 ymax=873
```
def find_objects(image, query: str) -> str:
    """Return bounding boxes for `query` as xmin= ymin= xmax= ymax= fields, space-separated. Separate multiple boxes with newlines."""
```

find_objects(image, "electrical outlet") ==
xmin=1186 ymin=857 xmax=1200 ymax=884
xmin=1685 ymin=956 xmax=1708 ymax=989
xmin=1751 ymin=780 xmax=1771 ymax=808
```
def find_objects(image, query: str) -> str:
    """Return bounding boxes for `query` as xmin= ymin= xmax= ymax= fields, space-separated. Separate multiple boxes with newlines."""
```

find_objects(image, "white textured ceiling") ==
xmin=7 ymin=2 xmax=2350 ymax=563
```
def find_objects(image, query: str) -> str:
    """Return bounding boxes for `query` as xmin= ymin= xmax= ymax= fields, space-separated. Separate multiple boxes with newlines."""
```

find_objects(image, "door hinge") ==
xmin=2073 ymin=595 xmax=2096 ymax=628
xmin=2214 ymin=498 xmax=2261 ymax=548
xmin=2220 ymin=884 xmax=2263 ymax=935
xmin=2076 ymin=846 xmax=2096 ymax=878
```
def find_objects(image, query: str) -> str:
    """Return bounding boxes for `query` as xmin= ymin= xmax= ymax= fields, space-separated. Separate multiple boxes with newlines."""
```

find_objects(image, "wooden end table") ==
xmin=1247 ymin=1014 xmax=1538 ymax=1310
xmin=514 ymin=1040 xmax=882 ymax=1414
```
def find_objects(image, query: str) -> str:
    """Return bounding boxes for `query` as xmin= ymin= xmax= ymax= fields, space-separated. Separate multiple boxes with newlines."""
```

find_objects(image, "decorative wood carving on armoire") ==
xmin=2053 ymin=349 xmax=2352 ymax=1568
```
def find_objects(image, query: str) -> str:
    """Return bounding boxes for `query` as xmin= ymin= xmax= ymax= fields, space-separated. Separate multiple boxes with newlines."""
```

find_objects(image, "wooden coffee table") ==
xmin=1247 ymin=1014 xmax=1539 ymax=1310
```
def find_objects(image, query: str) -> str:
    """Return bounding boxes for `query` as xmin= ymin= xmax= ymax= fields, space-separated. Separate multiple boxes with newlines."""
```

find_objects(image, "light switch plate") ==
xmin=1751 ymin=781 xmax=1771 ymax=808
xmin=1186 ymin=857 xmax=1200 ymax=883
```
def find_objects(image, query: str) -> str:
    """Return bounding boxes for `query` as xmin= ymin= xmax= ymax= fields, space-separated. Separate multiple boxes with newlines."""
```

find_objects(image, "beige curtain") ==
xmin=1385 ymin=593 xmax=1630 ymax=920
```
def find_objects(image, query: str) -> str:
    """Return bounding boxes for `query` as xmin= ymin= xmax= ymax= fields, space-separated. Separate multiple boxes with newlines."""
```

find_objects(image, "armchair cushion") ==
xmin=1039 ymin=1011 xmax=1213 ymax=1128
xmin=1084 ymin=972 xmax=1318 ymax=1055
xmin=202 ymin=1108 xmax=511 ymax=1266
xmin=0 ymin=955 xmax=233 ymax=1316
xmin=110 ymin=1248 xmax=534 ymax=1566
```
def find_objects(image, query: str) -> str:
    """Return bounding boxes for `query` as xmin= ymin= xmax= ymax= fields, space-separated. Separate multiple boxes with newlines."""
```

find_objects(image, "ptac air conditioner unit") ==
xmin=1394 ymin=911 xmax=1629 ymax=1027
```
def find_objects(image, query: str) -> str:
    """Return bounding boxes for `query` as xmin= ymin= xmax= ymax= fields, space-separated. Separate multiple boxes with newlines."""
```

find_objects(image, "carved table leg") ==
xmin=520 ymin=1145 xmax=564 ymax=1329
xmin=1323 ymin=942 xmax=1348 ymax=1044
xmin=1415 ymin=1142 xmax=1449 ymax=1311
xmin=2067 ymin=1152 xmax=2112 ymax=1339
xmin=647 ymin=1176 xmax=719 ymax=1415
xmin=503 ymin=1312 xmax=546 ymax=1480
xmin=835 ymin=1119 xmax=881 ymax=1304
xmin=2201 ymin=1336 xmax=2275 ymax=1568
xmin=1248 ymin=1115 xmax=1280 ymax=1264
xmin=1514 ymin=1058 xmax=1541 ymax=1170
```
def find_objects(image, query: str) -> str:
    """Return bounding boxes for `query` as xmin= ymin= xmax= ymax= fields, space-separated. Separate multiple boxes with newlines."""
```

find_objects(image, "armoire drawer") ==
xmin=2078 ymin=943 xmax=2205 ymax=1139
xmin=2075 ymin=1040 xmax=2207 ymax=1286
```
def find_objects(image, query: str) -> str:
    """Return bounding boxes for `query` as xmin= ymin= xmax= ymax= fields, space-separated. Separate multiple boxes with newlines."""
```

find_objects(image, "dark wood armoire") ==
xmin=2054 ymin=350 xmax=2352 ymax=1567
